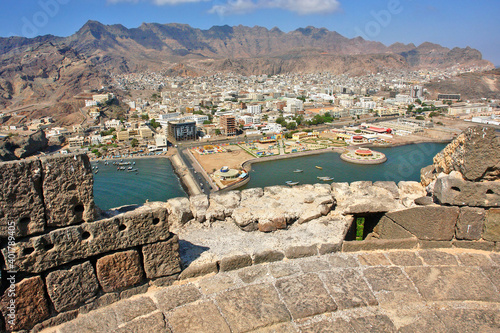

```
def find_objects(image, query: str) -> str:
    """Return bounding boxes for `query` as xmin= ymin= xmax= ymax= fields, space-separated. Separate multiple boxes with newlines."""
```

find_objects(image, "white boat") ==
xmin=317 ymin=176 xmax=334 ymax=181
xmin=127 ymin=168 xmax=138 ymax=172
xmin=286 ymin=181 xmax=299 ymax=186
xmin=293 ymin=169 xmax=303 ymax=173
xmin=315 ymin=166 xmax=323 ymax=170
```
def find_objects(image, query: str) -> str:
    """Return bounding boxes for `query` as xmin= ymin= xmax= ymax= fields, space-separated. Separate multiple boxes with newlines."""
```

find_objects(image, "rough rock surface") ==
xmin=41 ymin=153 xmax=95 ymax=227
xmin=7 ymin=204 xmax=170 ymax=273
xmin=385 ymin=206 xmax=459 ymax=241
xmin=232 ymin=185 xmax=334 ymax=231
xmin=483 ymin=208 xmax=500 ymax=242
xmin=206 ymin=191 xmax=241 ymax=222
xmin=0 ymin=276 xmax=50 ymax=331
xmin=0 ymin=130 xmax=48 ymax=161
xmin=166 ymin=197 xmax=193 ymax=230
xmin=456 ymin=207 xmax=486 ymax=240
xmin=189 ymin=195 xmax=209 ymax=223
xmin=142 ymin=235 xmax=182 ymax=279
xmin=46 ymin=261 xmax=99 ymax=312
xmin=96 ymin=250 xmax=144 ymax=292
xmin=0 ymin=159 xmax=45 ymax=237
xmin=431 ymin=126 xmax=500 ymax=182
xmin=434 ymin=174 xmax=500 ymax=207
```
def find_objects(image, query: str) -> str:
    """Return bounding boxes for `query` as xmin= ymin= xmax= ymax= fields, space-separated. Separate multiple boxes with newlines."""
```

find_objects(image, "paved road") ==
xmin=49 ymin=249 xmax=500 ymax=333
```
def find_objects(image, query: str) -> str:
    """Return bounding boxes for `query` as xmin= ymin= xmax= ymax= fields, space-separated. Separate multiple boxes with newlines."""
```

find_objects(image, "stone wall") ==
xmin=0 ymin=154 xmax=181 ymax=332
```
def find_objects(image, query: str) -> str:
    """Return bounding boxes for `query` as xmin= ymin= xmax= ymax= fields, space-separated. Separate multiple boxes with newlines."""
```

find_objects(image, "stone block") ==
xmin=168 ymin=301 xmax=230 ymax=333
xmin=434 ymin=176 xmax=500 ymax=208
xmin=6 ymin=205 xmax=170 ymax=273
xmin=111 ymin=296 xmax=157 ymax=325
xmin=414 ymin=196 xmax=434 ymax=206
xmin=373 ymin=181 xmax=400 ymax=198
xmin=342 ymin=238 xmax=418 ymax=252
xmin=0 ymin=276 xmax=50 ymax=331
xmin=268 ymin=261 xmax=301 ymax=279
xmin=41 ymin=153 xmax=95 ymax=227
xmin=179 ymin=262 xmax=218 ymax=280
xmin=142 ymin=235 xmax=181 ymax=279
xmin=327 ymin=253 xmax=360 ymax=268
xmin=189 ymin=194 xmax=209 ymax=223
xmin=46 ymin=261 xmax=99 ymax=312
xmin=318 ymin=242 xmax=341 ymax=255
xmin=32 ymin=310 xmax=79 ymax=333
xmin=456 ymin=207 xmax=485 ymax=240
xmin=385 ymin=206 xmax=459 ymax=241
xmin=253 ymin=250 xmax=285 ymax=265
xmin=216 ymin=284 xmax=291 ymax=332
xmin=196 ymin=274 xmax=237 ymax=295
xmin=120 ymin=284 xmax=149 ymax=300
xmin=166 ymin=197 xmax=193 ymax=229
xmin=298 ymin=257 xmax=330 ymax=273
xmin=219 ymin=254 xmax=252 ymax=272
xmin=453 ymin=240 xmax=495 ymax=251
xmin=386 ymin=251 xmax=423 ymax=266
xmin=456 ymin=253 xmax=494 ymax=267
xmin=274 ymin=273 xmax=337 ymax=319
xmin=0 ymin=159 xmax=45 ymax=237
xmin=79 ymin=293 xmax=120 ymax=315
xmin=115 ymin=312 xmax=170 ymax=333
xmin=357 ymin=253 xmax=391 ymax=266
xmin=96 ymin=250 xmax=144 ymax=293
xmin=418 ymin=250 xmax=458 ymax=266
xmin=150 ymin=274 xmax=179 ymax=288
xmin=418 ymin=240 xmax=453 ymax=249
xmin=349 ymin=315 xmax=397 ymax=332
xmin=483 ymin=208 xmax=500 ymax=242
xmin=375 ymin=216 xmax=415 ymax=239
xmin=284 ymin=244 xmax=318 ymax=259
xmin=238 ymin=265 xmax=269 ymax=284
xmin=153 ymin=284 xmax=202 ymax=312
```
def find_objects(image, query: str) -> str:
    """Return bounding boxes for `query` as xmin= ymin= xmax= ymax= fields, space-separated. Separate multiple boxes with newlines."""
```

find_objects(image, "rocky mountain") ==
xmin=0 ymin=21 xmax=495 ymax=121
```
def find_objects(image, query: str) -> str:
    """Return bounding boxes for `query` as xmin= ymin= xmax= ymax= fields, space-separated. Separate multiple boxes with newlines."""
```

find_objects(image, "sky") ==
xmin=0 ymin=0 xmax=499 ymax=65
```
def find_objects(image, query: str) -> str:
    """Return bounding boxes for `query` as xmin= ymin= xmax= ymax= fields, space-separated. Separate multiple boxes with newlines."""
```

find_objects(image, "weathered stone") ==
xmin=300 ymin=318 xmax=354 ymax=333
xmin=96 ymin=250 xmax=144 ymax=293
xmin=363 ymin=266 xmax=422 ymax=305
xmin=142 ymin=235 xmax=181 ymax=279
xmin=32 ymin=310 xmax=79 ymax=333
xmin=179 ymin=262 xmax=218 ymax=279
xmin=0 ymin=159 xmax=45 ymax=237
xmin=206 ymin=191 xmax=241 ymax=222
xmin=7 ymin=204 xmax=170 ymax=273
xmin=59 ymin=306 xmax=118 ymax=333
xmin=414 ymin=196 xmax=434 ymax=206
xmin=250 ymin=322 xmax=297 ymax=333
xmin=216 ymin=284 xmax=291 ymax=332
xmin=120 ymin=284 xmax=149 ymax=300
xmin=490 ymin=253 xmax=500 ymax=265
xmin=483 ymin=208 xmax=500 ymax=241
xmin=219 ymin=254 xmax=252 ymax=272
xmin=398 ymin=181 xmax=426 ymax=208
xmin=480 ymin=266 xmax=500 ymax=291
xmin=0 ymin=276 xmax=50 ymax=331
xmin=318 ymin=242 xmax=341 ymax=255
xmin=166 ymin=197 xmax=193 ymax=229
xmin=432 ymin=126 xmax=500 ymax=181
xmin=274 ymin=273 xmax=337 ymax=319
xmin=375 ymin=216 xmax=415 ymax=239
xmin=452 ymin=240 xmax=495 ymax=251
xmin=111 ymin=296 xmax=157 ymax=325
xmin=405 ymin=266 xmax=500 ymax=302
xmin=268 ymin=261 xmax=301 ymax=278
xmin=434 ymin=175 xmax=500 ymax=207
xmin=386 ymin=251 xmax=423 ymax=266
xmin=342 ymin=238 xmax=418 ymax=252
xmin=285 ymin=244 xmax=318 ymax=259
xmin=79 ymin=293 xmax=120 ymax=314
xmin=258 ymin=216 xmax=287 ymax=232
xmin=327 ymin=253 xmax=360 ymax=267
xmin=374 ymin=181 xmax=400 ymax=198
xmin=168 ymin=301 xmax=230 ymax=333
xmin=457 ymin=253 xmax=493 ymax=266
xmin=456 ymin=207 xmax=486 ymax=240
xmin=196 ymin=273 xmax=237 ymax=294
xmin=418 ymin=240 xmax=453 ymax=249
xmin=253 ymin=250 xmax=285 ymax=264
xmin=241 ymin=187 xmax=264 ymax=200
xmin=41 ymin=153 xmax=95 ymax=226
xmin=150 ymin=274 xmax=179 ymax=288
xmin=46 ymin=261 xmax=99 ymax=312
xmin=342 ymin=184 xmax=399 ymax=214
xmin=420 ymin=164 xmax=437 ymax=187
xmin=299 ymin=257 xmax=331 ymax=273
xmin=153 ymin=284 xmax=202 ymax=312
xmin=418 ymin=250 xmax=458 ymax=266
xmin=357 ymin=253 xmax=391 ymax=266
xmin=115 ymin=312 xmax=170 ymax=333
xmin=189 ymin=194 xmax=209 ymax=223
xmin=321 ymin=269 xmax=378 ymax=310
xmin=385 ymin=206 xmax=459 ymax=241
xmin=238 ymin=265 xmax=269 ymax=284
xmin=435 ymin=308 xmax=500 ymax=333
xmin=349 ymin=315 xmax=396 ymax=333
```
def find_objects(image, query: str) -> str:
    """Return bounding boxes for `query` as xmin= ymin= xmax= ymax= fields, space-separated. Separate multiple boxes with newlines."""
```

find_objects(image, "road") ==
xmin=177 ymin=147 xmax=212 ymax=195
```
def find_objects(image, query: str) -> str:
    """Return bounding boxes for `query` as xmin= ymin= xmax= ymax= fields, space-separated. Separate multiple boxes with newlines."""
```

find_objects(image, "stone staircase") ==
xmin=39 ymin=248 xmax=500 ymax=333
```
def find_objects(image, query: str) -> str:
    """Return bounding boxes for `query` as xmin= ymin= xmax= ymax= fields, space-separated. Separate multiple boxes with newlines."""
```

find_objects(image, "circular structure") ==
xmin=340 ymin=148 xmax=387 ymax=165
xmin=214 ymin=167 xmax=240 ymax=180
xmin=352 ymin=136 xmax=364 ymax=143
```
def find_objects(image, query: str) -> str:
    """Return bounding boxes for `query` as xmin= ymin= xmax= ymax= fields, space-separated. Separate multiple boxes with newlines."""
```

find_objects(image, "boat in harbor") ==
xmin=293 ymin=169 xmax=303 ymax=173
xmin=127 ymin=168 xmax=138 ymax=172
xmin=285 ymin=181 xmax=299 ymax=186
xmin=315 ymin=166 xmax=323 ymax=170
xmin=317 ymin=176 xmax=334 ymax=181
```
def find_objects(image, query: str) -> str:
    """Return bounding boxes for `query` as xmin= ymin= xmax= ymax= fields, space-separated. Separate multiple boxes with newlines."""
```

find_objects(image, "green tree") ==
xmin=131 ymin=139 xmax=139 ymax=147
xmin=415 ymin=116 xmax=425 ymax=120
xmin=150 ymin=119 xmax=161 ymax=129
xmin=203 ymin=120 xmax=212 ymax=125
xmin=141 ymin=114 xmax=149 ymax=121
xmin=215 ymin=129 xmax=221 ymax=135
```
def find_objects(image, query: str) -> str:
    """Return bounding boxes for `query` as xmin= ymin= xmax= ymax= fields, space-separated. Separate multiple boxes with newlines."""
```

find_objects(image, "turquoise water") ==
xmin=92 ymin=158 xmax=187 ymax=210
xmin=241 ymin=142 xmax=447 ymax=189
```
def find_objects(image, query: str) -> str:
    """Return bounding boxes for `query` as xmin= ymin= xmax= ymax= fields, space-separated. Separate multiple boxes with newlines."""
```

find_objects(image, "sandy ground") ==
xmin=191 ymin=145 xmax=254 ymax=173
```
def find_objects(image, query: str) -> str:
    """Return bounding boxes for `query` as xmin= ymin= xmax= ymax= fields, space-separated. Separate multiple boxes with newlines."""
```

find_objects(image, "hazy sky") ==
xmin=1 ymin=0 xmax=499 ymax=65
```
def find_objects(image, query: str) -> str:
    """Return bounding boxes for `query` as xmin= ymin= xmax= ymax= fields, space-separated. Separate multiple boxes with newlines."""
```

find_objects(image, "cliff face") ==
xmin=0 ymin=130 xmax=48 ymax=161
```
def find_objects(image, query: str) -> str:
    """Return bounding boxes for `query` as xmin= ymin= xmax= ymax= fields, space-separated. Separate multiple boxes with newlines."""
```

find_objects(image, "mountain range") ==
xmin=0 ymin=21 xmax=495 ymax=123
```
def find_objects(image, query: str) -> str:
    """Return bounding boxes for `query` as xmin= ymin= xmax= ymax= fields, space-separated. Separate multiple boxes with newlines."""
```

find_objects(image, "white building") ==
xmin=155 ymin=135 xmax=168 ymax=149
xmin=248 ymin=105 xmax=262 ymax=115
xmin=105 ymin=119 xmax=121 ymax=129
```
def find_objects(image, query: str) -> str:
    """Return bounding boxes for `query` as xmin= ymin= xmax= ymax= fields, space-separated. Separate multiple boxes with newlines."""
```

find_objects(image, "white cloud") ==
xmin=108 ymin=0 xmax=209 ymax=5
xmin=209 ymin=0 xmax=341 ymax=16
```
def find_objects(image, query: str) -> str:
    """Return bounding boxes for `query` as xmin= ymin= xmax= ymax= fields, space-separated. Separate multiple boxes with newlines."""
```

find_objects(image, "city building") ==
xmin=168 ymin=121 xmax=197 ymax=142
xmin=220 ymin=115 xmax=237 ymax=136
xmin=139 ymin=127 xmax=153 ymax=139
xmin=448 ymin=103 xmax=492 ymax=116
xmin=116 ymin=130 xmax=130 ymax=141
xmin=438 ymin=94 xmax=461 ymax=101
xmin=248 ymin=105 xmax=262 ymax=115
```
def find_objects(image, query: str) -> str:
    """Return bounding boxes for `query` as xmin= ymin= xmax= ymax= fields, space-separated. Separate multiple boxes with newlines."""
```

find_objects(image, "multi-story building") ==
xmin=248 ymin=105 xmax=262 ymax=115
xmin=168 ymin=121 xmax=197 ymax=142
xmin=220 ymin=115 xmax=237 ymax=136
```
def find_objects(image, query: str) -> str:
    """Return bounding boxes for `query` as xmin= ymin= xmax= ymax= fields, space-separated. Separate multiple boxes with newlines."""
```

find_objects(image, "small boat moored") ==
xmin=293 ymin=169 xmax=303 ymax=173
xmin=286 ymin=181 xmax=299 ymax=186
xmin=315 ymin=166 xmax=323 ymax=170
